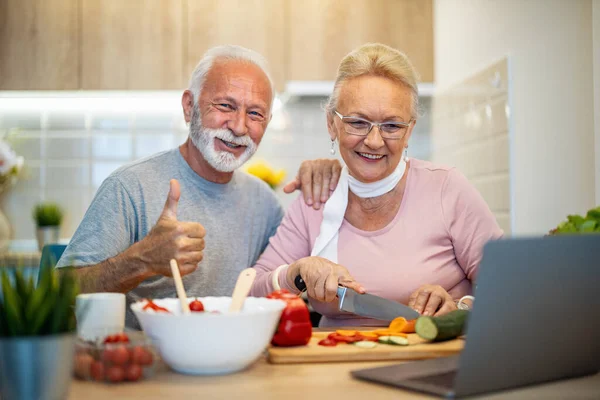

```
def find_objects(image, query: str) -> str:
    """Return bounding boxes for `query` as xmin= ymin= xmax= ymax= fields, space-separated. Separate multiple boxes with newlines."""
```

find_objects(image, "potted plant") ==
xmin=33 ymin=202 xmax=63 ymax=251
xmin=0 ymin=266 xmax=79 ymax=400
xmin=549 ymin=206 xmax=600 ymax=234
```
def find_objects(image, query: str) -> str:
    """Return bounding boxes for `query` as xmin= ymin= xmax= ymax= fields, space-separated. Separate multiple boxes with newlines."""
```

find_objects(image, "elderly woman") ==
xmin=250 ymin=43 xmax=503 ymax=327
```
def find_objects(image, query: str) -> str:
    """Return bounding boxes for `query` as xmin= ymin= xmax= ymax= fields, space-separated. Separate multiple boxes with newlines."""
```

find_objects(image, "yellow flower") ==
xmin=267 ymin=169 xmax=286 ymax=187
xmin=244 ymin=160 xmax=286 ymax=189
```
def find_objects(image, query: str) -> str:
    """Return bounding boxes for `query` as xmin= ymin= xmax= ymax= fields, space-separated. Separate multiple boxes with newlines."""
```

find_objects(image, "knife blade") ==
xmin=337 ymin=286 xmax=420 ymax=321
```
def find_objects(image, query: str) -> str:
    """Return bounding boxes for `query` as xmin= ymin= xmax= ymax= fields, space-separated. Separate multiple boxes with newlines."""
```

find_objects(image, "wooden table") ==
xmin=69 ymin=356 xmax=600 ymax=399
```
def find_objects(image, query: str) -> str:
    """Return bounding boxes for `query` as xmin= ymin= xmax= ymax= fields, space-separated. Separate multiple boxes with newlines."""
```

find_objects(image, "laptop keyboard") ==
xmin=407 ymin=370 xmax=457 ymax=388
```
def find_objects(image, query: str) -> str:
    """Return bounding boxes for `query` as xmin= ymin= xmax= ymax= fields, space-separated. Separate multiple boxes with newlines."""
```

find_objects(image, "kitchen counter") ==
xmin=69 ymin=357 xmax=600 ymax=399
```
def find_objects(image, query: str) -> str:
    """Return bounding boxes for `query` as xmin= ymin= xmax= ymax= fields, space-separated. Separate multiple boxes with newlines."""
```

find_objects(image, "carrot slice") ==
xmin=335 ymin=330 xmax=359 ymax=337
xmin=388 ymin=317 xmax=407 ymax=333
xmin=384 ymin=332 xmax=408 ymax=338
xmin=356 ymin=331 xmax=379 ymax=338
xmin=370 ymin=329 xmax=407 ymax=337
xmin=401 ymin=319 xmax=417 ymax=333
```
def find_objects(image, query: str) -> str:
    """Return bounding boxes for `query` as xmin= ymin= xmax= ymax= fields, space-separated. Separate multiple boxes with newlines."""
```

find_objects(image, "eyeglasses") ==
xmin=334 ymin=110 xmax=412 ymax=140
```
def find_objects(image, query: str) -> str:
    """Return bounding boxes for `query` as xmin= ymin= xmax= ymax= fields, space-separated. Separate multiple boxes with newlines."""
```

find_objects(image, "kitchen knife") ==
xmin=294 ymin=275 xmax=419 ymax=321
xmin=336 ymin=286 xmax=420 ymax=321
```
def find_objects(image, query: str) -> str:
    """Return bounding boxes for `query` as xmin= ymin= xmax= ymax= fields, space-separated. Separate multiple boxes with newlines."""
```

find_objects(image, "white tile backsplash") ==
xmin=134 ymin=133 xmax=175 ymax=159
xmin=9 ymin=133 xmax=43 ymax=161
xmin=91 ymin=113 xmax=131 ymax=130
xmin=12 ymin=165 xmax=43 ymax=193
xmin=1 ymin=112 xmax=42 ymax=130
xmin=431 ymin=58 xmax=511 ymax=234
xmin=47 ymin=113 xmax=86 ymax=130
xmin=46 ymin=136 xmax=90 ymax=160
xmin=92 ymin=133 xmax=133 ymax=160
xmin=132 ymin=112 xmax=180 ymax=130
xmin=2 ymin=189 xmax=43 ymax=240
xmin=45 ymin=163 xmax=90 ymax=190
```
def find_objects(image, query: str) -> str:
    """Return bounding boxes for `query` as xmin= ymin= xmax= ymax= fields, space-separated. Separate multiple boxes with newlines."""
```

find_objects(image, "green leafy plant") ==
xmin=0 ymin=266 xmax=78 ymax=337
xmin=33 ymin=202 xmax=63 ymax=227
xmin=549 ymin=205 xmax=600 ymax=234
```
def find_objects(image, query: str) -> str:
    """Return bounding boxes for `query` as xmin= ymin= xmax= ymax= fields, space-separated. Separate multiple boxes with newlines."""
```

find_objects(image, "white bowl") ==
xmin=131 ymin=297 xmax=285 ymax=375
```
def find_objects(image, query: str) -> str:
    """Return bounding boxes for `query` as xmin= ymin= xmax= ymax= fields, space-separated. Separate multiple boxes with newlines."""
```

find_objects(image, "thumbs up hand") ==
xmin=132 ymin=179 xmax=206 ymax=277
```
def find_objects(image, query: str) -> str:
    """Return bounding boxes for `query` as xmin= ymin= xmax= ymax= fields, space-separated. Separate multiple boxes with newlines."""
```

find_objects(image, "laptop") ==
xmin=352 ymin=235 xmax=600 ymax=398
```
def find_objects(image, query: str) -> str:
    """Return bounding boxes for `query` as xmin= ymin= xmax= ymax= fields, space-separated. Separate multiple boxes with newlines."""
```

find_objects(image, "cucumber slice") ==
xmin=354 ymin=340 xmax=378 ymax=349
xmin=388 ymin=336 xmax=409 ymax=346
xmin=415 ymin=310 xmax=470 ymax=341
xmin=378 ymin=336 xmax=392 ymax=344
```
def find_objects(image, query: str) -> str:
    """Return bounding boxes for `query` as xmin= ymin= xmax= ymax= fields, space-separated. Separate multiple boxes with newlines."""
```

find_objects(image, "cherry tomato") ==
xmin=103 ymin=335 xmax=116 ymax=344
xmin=189 ymin=299 xmax=204 ymax=312
xmin=114 ymin=333 xmax=129 ymax=343
xmin=101 ymin=348 xmax=115 ymax=363
xmin=106 ymin=366 xmax=125 ymax=383
xmin=130 ymin=346 xmax=153 ymax=366
xmin=90 ymin=361 xmax=105 ymax=381
xmin=125 ymin=364 xmax=143 ymax=381
xmin=103 ymin=333 xmax=130 ymax=344
xmin=74 ymin=353 xmax=94 ymax=379
xmin=110 ymin=346 xmax=130 ymax=365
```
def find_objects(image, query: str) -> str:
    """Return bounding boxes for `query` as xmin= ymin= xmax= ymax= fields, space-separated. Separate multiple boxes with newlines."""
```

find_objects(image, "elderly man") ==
xmin=57 ymin=45 xmax=340 ymax=327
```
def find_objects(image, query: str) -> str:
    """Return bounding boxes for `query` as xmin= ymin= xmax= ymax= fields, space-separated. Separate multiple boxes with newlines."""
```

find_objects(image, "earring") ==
xmin=404 ymin=146 xmax=409 ymax=162
xmin=330 ymin=139 xmax=336 ymax=155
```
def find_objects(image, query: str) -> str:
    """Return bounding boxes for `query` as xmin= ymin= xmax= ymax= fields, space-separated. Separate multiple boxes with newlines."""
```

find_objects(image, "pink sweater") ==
xmin=250 ymin=159 xmax=503 ymax=327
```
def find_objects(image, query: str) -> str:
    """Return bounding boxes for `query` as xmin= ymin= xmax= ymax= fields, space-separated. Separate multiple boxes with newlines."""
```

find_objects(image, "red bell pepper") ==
xmin=267 ymin=289 xmax=312 ymax=347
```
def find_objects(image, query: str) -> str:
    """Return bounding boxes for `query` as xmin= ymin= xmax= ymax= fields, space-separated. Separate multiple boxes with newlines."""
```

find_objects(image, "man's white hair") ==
xmin=188 ymin=45 xmax=275 ymax=106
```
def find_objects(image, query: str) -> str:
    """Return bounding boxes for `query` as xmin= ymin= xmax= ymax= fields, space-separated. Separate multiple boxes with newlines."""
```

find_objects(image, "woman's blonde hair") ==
xmin=325 ymin=43 xmax=420 ymax=119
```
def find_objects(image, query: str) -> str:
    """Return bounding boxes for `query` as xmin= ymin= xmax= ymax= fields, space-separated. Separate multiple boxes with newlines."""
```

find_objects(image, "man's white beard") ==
xmin=189 ymin=107 xmax=257 ymax=173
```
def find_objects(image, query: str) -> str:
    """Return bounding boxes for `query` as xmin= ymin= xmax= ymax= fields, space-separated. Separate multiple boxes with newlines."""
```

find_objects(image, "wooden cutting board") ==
xmin=268 ymin=332 xmax=464 ymax=364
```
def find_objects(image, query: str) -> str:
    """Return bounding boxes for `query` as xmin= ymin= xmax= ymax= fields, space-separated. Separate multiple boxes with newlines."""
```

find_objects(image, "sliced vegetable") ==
xmin=335 ymin=329 xmax=359 ymax=337
xmin=354 ymin=340 xmax=377 ymax=349
xmin=356 ymin=331 xmax=379 ymax=338
xmin=327 ymin=333 xmax=356 ymax=343
xmin=388 ymin=336 xmax=409 ymax=346
xmin=317 ymin=338 xmax=338 ymax=347
xmin=378 ymin=335 xmax=409 ymax=345
xmin=388 ymin=317 xmax=407 ymax=332
xmin=401 ymin=319 xmax=417 ymax=333
xmin=415 ymin=310 xmax=470 ymax=341
xmin=378 ymin=335 xmax=392 ymax=344
xmin=142 ymin=299 xmax=170 ymax=313
xmin=371 ymin=329 xmax=408 ymax=337
xmin=353 ymin=334 xmax=378 ymax=342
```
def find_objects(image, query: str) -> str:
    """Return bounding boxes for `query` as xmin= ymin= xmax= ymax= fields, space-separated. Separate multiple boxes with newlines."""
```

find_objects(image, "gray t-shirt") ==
xmin=57 ymin=148 xmax=284 ymax=327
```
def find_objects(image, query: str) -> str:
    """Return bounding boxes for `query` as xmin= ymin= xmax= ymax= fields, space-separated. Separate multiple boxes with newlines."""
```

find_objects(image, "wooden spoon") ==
xmin=228 ymin=268 xmax=257 ymax=313
xmin=170 ymin=259 xmax=190 ymax=314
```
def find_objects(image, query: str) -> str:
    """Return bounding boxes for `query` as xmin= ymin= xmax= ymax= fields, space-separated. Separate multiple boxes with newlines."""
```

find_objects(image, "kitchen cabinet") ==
xmin=288 ymin=0 xmax=434 ymax=82
xmin=0 ymin=0 xmax=433 ymax=91
xmin=80 ymin=0 xmax=184 ymax=89
xmin=185 ymin=0 xmax=286 ymax=92
xmin=0 ymin=0 xmax=80 ymax=90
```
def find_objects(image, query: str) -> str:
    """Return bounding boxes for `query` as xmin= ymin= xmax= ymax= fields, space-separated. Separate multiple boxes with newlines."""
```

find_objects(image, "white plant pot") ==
xmin=36 ymin=226 xmax=60 ymax=252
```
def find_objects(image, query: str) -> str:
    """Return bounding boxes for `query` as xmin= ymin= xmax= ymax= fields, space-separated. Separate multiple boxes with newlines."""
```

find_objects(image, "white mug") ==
xmin=75 ymin=293 xmax=125 ymax=340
